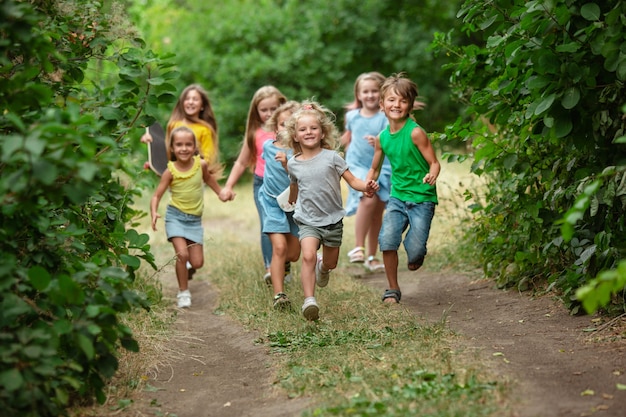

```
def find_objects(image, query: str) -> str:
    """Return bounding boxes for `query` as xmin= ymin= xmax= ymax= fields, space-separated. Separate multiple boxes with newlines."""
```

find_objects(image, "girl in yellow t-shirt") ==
xmin=142 ymin=84 xmax=219 ymax=163
xmin=150 ymin=126 xmax=223 ymax=308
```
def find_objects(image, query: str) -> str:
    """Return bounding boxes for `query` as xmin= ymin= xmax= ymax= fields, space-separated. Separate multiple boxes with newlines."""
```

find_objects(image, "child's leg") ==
xmin=300 ymin=236 xmax=320 ymax=298
xmin=286 ymin=233 xmax=301 ymax=264
xmin=269 ymin=233 xmax=288 ymax=294
xmin=355 ymin=194 xmax=384 ymax=258
xmin=382 ymin=250 xmax=400 ymax=289
xmin=378 ymin=198 xmax=408 ymax=295
xmin=187 ymin=241 xmax=204 ymax=270
xmin=403 ymin=202 xmax=436 ymax=270
xmin=320 ymin=245 xmax=340 ymax=271
xmin=253 ymin=175 xmax=272 ymax=271
xmin=171 ymin=237 xmax=190 ymax=291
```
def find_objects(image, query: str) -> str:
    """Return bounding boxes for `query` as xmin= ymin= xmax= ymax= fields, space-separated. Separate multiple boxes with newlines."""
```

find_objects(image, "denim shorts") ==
xmin=297 ymin=220 xmax=343 ymax=248
xmin=379 ymin=197 xmax=435 ymax=266
xmin=165 ymin=205 xmax=203 ymax=244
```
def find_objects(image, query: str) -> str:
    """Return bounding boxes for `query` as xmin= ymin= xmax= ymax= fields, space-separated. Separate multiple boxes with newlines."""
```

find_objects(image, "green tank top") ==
xmin=379 ymin=119 xmax=437 ymax=204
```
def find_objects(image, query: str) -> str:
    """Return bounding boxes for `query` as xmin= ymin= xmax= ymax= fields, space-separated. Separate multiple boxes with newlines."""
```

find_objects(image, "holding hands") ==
xmin=362 ymin=179 xmax=379 ymax=198
xmin=219 ymin=187 xmax=236 ymax=202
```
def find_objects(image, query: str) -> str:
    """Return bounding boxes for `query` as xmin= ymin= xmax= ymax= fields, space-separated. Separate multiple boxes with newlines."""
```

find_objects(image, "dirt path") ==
xmin=128 ymin=268 xmax=625 ymax=417
xmin=358 ymin=270 xmax=626 ymax=417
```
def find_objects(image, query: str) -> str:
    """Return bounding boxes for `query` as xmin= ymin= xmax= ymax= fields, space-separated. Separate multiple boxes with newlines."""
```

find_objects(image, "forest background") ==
xmin=0 ymin=0 xmax=625 ymax=416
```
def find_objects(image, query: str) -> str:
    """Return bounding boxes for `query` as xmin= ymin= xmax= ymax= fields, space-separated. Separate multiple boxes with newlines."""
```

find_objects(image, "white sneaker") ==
xmin=177 ymin=290 xmax=191 ymax=308
xmin=302 ymin=298 xmax=319 ymax=321
xmin=315 ymin=255 xmax=330 ymax=287
xmin=263 ymin=271 xmax=272 ymax=286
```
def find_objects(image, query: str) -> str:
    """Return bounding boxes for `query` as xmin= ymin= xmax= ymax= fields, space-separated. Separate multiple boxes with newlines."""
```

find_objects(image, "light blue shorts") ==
xmin=165 ymin=205 xmax=203 ymax=244
xmin=258 ymin=189 xmax=299 ymax=236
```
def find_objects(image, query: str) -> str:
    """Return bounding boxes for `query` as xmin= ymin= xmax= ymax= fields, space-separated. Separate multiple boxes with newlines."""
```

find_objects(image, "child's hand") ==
xmin=219 ymin=188 xmax=236 ymax=202
xmin=141 ymin=132 xmax=153 ymax=144
xmin=423 ymin=173 xmax=437 ymax=186
xmin=364 ymin=135 xmax=376 ymax=147
xmin=151 ymin=213 xmax=161 ymax=231
xmin=275 ymin=151 xmax=287 ymax=168
xmin=363 ymin=179 xmax=379 ymax=198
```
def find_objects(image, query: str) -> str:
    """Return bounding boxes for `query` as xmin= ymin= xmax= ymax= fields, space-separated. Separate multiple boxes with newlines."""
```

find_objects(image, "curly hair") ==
xmin=284 ymin=100 xmax=340 ymax=154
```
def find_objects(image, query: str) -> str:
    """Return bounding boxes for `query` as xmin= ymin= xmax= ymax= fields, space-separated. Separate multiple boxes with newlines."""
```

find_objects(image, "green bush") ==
xmin=0 ymin=1 xmax=175 ymax=415
xmin=435 ymin=1 xmax=626 ymax=312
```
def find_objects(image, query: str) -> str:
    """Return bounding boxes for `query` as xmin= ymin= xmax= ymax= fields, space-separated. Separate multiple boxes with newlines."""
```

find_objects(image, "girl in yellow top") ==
xmin=150 ymin=126 xmax=223 ymax=308
xmin=142 ymin=84 xmax=219 ymax=163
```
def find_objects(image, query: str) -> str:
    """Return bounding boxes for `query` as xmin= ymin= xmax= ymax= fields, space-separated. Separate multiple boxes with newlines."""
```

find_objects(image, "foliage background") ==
xmin=128 ymin=0 xmax=466 ymax=161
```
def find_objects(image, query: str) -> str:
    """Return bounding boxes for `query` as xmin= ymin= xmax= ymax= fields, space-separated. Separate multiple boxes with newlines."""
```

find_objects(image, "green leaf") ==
xmin=32 ymin=160 xmax=58 ymax=185
xmin=120 ymin=254 xmax=141 ymax=269
xmin=0 ymin=368 xmax=24 ymax=392
xmin=28 ymin=265 xmax=51 ymax=291
xmin=100 ymin=106 xmax=123 ymax=121
xmin=534 ymin=94 xmax=556 ymax=115
xmin=554 ymin=116 xmax=573 ymax=138
xmin=58 ymin=274 xmax=84 ymax=304
xmin=76 ymin=333 xmax=95 ymax=360
xmin=580 ymin=3 xmax=601 ymax=21
xmin=561 ymin=87 xmax=580 ymax=109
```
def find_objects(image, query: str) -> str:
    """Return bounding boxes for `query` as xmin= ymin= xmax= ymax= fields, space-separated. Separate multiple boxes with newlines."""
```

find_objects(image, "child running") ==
xmin=367 ymin=73 xmax=440 ymax=304
xmin=285 ymin=101 xmax=379 ymax=321
xmin=219 ymin=86 xmax=288 ymax=283
xmin=341 ymin=72 xmax=391 ymax=272
xmin=142 ymin=84 xmax=219 ymax=163
xmin=150 ymin=126 xmax=223 ymax=308
xmin=258 ymin=101 xmax=302 ymax=309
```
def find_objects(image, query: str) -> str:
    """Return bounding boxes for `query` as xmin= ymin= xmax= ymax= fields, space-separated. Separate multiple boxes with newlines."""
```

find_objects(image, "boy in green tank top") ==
xmin=367 ymin=73 xmax=441 ymax=304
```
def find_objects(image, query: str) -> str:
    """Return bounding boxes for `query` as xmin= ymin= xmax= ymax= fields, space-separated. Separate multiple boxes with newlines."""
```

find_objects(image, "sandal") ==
xmin=347 ymin=247 xmax=365 ymax=263
xmin=382 ymin=289 xmax=401 ymax=304
xmin=273 ymin=292 xmax=291 ymax=310
xmin=365 ymin=256 xmax=385 ymax=272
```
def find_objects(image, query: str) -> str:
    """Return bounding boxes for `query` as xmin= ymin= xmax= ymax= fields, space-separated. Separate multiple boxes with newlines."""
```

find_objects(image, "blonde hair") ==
xmin=284 ymin=100 xmax=339 ymax=154
xmin=344 ymin=71 xmax=385 ymax=111
xmin=268 ymin=100 xmax=300 ymax=147
xmin=166 ymin=84 xmax=219 ymax=159
xmin=243 ymin=85 xmax=287 ymax=167
xmin=380 ymin=72 xmax=419 ymax=116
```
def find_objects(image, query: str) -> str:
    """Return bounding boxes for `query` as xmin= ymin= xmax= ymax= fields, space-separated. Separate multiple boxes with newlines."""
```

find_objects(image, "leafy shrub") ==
xmin=0 ymin=1 xmax=176 ymax=415
xmin=435 ymin=1 xmax=626 ymax=312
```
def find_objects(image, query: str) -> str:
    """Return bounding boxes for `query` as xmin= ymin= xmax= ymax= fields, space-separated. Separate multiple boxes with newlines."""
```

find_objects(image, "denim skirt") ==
xmin=165 ymin=205 xmax=203 ymax=244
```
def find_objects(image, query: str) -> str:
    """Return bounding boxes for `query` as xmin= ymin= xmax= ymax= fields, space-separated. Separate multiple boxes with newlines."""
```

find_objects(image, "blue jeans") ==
xmin=379 ymin=197 xmax=435 ymax=267
xmin=253 ymin=174 xmax=272 ymax=269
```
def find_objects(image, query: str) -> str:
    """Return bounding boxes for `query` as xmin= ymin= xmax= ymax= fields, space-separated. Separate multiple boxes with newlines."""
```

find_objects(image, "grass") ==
xmin=75 ymin=156 xmax=505 ymax=416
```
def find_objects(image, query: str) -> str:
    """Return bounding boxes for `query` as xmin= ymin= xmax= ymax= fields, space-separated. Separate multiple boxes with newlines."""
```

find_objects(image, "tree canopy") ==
xmin=130 ymin=0 xmax=465 ymax=161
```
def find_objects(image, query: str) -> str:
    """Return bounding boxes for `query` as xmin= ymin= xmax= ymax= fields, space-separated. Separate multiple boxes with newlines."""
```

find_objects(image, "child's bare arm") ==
xmin=202 ymin=160 xmax=223 ymax=196
xmin=366 ymin=135 xmax=384 ymax=182
xmin=275 ymin=151 xmax=288 ymax=171
xmin=287 ymin=182 xmax=298 ymax=205
xmin=343 ymin=169 xmax=379 ymax=197
xmin=412 ymin=127 xmax=440 ymax=185
xmin=150 ymin=170 xmax=172 ymax=231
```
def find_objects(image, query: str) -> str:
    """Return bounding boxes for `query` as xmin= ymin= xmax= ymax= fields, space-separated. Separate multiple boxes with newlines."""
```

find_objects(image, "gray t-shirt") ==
xmin=287 ymin=148 xmax=348 ymax=227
